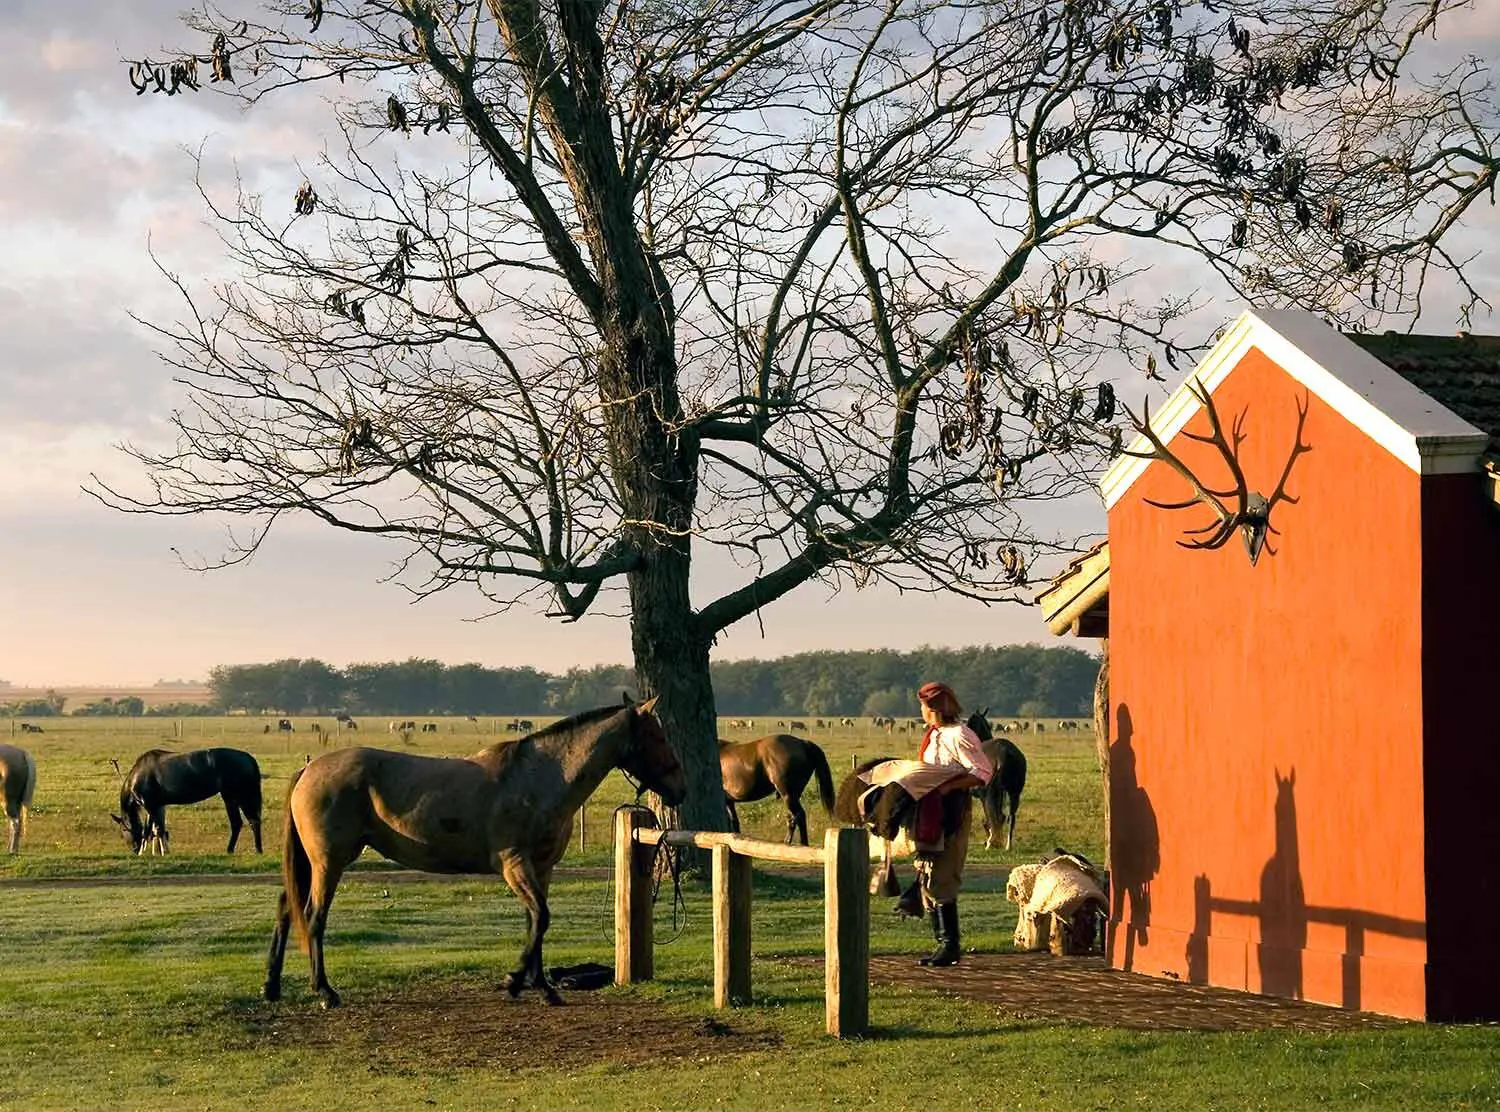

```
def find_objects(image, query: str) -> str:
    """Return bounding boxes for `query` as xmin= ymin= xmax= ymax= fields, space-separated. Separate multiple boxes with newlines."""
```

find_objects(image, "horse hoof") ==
xmin=318 ymin=989 xmax=341 ymax=1010
xmin=262 ymin=982 xmax=281 ymax=1003
xmin=503 ymin=973 xmax=522 ymax=998
xmin=544 ymin=989 xmax=564 ymax=1006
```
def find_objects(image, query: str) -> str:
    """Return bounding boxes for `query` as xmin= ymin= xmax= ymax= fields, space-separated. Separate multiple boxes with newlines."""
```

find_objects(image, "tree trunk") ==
xmin=595 ymin=310 xmax=727 ymax=838
xmin=629 ymin=553 xmax=727 ymax=836
xmin=1092 ymin=639 xmax=1110 ymax=867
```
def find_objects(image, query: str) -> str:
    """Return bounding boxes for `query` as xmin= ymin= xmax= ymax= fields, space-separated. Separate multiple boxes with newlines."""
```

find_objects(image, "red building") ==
xmin=1040 ymin=308 xmax=1500 ymax=1021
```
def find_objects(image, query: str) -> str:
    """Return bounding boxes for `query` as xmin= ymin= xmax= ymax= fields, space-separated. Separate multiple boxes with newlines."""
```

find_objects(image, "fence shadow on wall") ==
xmin=1185 ymin=768 xmax=1425 ymax=1012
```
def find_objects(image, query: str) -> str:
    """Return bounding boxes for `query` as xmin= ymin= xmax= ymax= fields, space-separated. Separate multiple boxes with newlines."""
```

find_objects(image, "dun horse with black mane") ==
xmin=718 ymin=734 xmax=836 ymax=845
xmin=111 ymin=747 xmax=264 ymax=855
xmin=0 ymin=744 xmax=38 ymax=854
xmin=263 ymin=696 xmax=686 ymax=1009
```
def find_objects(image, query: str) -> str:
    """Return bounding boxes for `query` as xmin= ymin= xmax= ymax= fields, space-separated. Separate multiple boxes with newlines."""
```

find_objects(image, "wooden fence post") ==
xmin=578 ymin=802 xmax=587 ymax=853
xmin=713 ymin=843 xmax=753 ymax=1007
xmin=614 ymin=807 xmax=656 ymax=984
xmin=824 ymin=825 xmax=870 ymax=1037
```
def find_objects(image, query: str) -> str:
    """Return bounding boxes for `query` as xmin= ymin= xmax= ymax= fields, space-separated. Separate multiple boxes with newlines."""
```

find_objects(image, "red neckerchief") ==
xmin=918 ymin=724 xmax=939 ymax=762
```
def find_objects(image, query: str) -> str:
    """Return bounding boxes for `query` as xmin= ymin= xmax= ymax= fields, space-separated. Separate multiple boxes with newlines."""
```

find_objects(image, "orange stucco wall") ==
xmin=1107 ymin=347 xmax=1430 ymax=1019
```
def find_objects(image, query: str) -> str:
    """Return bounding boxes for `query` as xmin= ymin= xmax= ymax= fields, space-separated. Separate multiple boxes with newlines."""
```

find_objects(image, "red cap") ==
xmin=917 ymin=682 xmax=961 ymax=719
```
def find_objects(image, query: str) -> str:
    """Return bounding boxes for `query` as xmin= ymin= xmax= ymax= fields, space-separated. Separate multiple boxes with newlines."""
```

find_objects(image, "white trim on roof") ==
xmin=1101 ymin=308 xmax=1492 ymax=510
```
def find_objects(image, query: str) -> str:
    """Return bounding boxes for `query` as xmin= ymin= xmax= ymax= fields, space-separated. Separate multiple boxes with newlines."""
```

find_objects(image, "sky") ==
xmin=2 ymin=1 xmax=1497 ymax=686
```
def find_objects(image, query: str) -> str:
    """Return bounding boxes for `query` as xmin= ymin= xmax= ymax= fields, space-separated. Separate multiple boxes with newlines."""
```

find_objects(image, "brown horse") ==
xmin=0 ymin=744 xmax=37 ymax=854
xmin=719 ymin=734 xmax=836 ymax=845
xmin=263 ymin=696 xmax=685 ymax=1009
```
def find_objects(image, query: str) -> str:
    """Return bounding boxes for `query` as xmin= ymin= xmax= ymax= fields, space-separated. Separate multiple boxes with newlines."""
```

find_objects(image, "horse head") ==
xmin=966 ymin=707 xmax=993 ymax=742
xmin=621 ymin=695 xmax=687 ymax=806
xmin=112 ymin=787 xmax=147 ymax=853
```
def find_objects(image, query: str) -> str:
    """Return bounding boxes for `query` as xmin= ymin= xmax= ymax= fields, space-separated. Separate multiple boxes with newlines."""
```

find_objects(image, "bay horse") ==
xmin=263 ymin=696 xmax=685 ymax=1009
xmin=110 ymin=747 xmax=264 ymax=855
xmin=0 ymin=744 xmax=38 ymax=854
xmin=718 ymin=734 xmax=836 ymax=845
xmin=966 ymin=708 xmax=1028 ymax=850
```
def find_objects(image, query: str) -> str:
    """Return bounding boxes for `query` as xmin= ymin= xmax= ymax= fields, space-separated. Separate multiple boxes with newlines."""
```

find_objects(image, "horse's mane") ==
xmin=471 ymin=704 xmax=627 ymax=766
xmin=526 ymin=704 xmax=625 ymax=741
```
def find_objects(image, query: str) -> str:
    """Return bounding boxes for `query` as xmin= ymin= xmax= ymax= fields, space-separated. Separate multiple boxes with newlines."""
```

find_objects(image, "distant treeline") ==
xmin=197 ymin=645 xmax=1100 ymax=718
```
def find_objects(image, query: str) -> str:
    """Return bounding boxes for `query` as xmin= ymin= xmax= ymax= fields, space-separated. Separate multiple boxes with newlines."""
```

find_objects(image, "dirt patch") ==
xmin=237 ymin=976 xmax=782 ymax=1073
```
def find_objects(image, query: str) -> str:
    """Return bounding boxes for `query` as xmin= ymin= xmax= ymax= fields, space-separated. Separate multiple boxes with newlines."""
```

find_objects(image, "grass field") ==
xmin=0 ymin=714 xmax=1104 ymax=876
xmin=0 ymin=716 xmax=1496 ymax=1112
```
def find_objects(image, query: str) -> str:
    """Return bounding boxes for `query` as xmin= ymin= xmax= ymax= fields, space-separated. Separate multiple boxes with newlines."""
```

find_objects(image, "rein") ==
xmin=605 ymin=801 xmax=691 ymax=945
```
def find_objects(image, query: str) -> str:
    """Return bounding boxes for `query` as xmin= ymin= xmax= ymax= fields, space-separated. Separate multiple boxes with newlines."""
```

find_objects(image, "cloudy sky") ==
xmin=2 ymin=1 xmax=1497 ymax=687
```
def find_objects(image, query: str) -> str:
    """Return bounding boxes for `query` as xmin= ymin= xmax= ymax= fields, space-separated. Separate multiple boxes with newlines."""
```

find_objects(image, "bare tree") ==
xmin=100 ymin=0 xmax=1497 ymax=832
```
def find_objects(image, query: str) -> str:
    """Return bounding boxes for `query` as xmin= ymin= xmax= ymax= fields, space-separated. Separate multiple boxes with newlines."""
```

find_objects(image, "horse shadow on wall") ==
xmin=1109 ymin=704 xmax=1159 ymax=972
xmin=1187 ymin=768 xmax=1309 ymax=995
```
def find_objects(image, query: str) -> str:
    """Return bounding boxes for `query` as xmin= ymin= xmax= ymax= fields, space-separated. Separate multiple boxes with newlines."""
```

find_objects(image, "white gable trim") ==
xmin=1101 ymin=308 xmax=1492 ymax=510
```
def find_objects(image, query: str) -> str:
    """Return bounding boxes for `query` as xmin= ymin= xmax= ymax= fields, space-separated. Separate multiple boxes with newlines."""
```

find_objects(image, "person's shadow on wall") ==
xmin=1109 ymin=704 xmax=1159 ymax=972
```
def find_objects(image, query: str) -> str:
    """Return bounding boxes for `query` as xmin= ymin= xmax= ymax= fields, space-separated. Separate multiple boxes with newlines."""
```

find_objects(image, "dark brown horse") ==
xmin=263 ymin=696 xmax=685 ymax=1009
xmin=719 ymin=734 xmax=836 ymax=845
xmin=111 ymin=747 xmax=264 ymax=855
xmin=967 ymin=708 xmax=1028 ymax=850
xmin=0 ymin=744 xmax=37 ymax=854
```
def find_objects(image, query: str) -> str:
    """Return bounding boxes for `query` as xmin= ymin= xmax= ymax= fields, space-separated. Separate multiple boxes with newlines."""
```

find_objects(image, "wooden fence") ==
xmin=613 ymin=808 xmax=872 ymax=1037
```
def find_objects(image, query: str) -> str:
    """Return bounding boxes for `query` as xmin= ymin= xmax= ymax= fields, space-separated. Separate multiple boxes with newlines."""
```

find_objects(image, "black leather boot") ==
xmin=919 ymin=901 xmax=961 ymax=967
xmin=892 ymin=879 xmax=924 ymax=918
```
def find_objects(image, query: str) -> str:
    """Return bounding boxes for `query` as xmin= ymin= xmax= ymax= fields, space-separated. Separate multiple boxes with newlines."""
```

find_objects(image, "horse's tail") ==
xmin=281 ymin=767 xmax=313 ymax=953
xmin=19 ymin=748 xmax=37 ymax=833
xmin=808 ymin=742 xmax=836 ymax=817
xmin=1009 ymin=747 xmax=1028 ymax=816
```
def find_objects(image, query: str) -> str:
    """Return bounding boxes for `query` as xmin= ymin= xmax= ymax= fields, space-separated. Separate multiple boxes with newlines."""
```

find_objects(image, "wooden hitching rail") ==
xmin=613 ymin=809 xmax=871 ymax=1038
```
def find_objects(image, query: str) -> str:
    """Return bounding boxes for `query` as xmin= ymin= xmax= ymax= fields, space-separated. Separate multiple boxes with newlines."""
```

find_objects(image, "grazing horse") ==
xmin=718 ymin=734 xmax=836 ymax=846
xmin=0 ymin=744 xmax=37 ymax=854
xmin=966 ymin=708 xmax=1028 ymax=850
xmin=111 ymin=748 xmax=264 ymax=855
xmin=263 ymin=697 xmax=685 ymax=1009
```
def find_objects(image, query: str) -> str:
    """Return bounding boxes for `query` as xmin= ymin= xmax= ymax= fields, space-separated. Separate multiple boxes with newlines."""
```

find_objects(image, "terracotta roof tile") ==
xmin=1344 ymin=332 xmax=1500 ymax=441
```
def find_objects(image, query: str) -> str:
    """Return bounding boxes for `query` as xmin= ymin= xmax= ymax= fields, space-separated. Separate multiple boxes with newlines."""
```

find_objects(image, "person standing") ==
xmin=910 ymin=681 xmax=992 ymax=966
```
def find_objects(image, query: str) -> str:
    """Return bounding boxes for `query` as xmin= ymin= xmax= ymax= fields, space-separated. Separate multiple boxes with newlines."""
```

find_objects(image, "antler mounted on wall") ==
xmin=1122 ymin=378 xmax=1311 ymax=566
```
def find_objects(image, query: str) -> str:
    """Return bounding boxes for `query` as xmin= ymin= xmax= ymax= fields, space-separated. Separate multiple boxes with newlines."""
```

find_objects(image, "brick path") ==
xmin=844 ymin=952 xmax=1412 ymax=1031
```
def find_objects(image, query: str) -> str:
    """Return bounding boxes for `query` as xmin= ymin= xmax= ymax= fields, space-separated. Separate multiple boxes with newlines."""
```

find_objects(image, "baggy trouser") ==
xmin=914 ymin=794 xmax=971 ymax=907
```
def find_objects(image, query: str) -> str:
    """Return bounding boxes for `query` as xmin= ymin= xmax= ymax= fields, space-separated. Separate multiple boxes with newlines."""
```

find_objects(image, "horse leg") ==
xmin=1006 ymin=793 xmax=1018 ymax=851
xmin=263 ymin=888 xmax=291 ymax=1002
xmin=304 ymin=865 xmax=347 ymax=1009
xmin=499 ymin=855 xmax=560 ymax=1004
xmin=6 ymin=814 xmax=18 ymax=855
xmin=725 ymin=798 xmax=740 ymax=835
xmin=785 ymin=796 xmax=808 ymax=846
xmin=250 ymin=811 xmax=264 ymax=854
xmin=223 ymin=794 xmax=242 ymax=854
xmin=149 ymin=811 xmax=169 ymax=856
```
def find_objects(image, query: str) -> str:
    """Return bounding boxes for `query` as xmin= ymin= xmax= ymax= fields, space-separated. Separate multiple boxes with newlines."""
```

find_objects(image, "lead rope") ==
xmin=604 ymin=801 xmax=691 ymax=946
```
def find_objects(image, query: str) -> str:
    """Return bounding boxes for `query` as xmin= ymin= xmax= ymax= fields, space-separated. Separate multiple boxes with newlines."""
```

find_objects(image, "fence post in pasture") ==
xmin=578 ymin=802 xmax=587 ymax=853
xmin=712 ymin=843 xmax=753 ymax=1007
xmin=824 ymin=825 xmax=870 ymax=1038
xmin=614 ymin=807 xmax=657 ymax=984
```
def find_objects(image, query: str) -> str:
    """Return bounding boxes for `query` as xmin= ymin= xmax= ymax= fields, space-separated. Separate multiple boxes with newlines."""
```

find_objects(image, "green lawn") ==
xmin=0 ymin=717 xmax=1495 ymax=1111
xmin=1 ymin=874 xmax=1497 ymax=1111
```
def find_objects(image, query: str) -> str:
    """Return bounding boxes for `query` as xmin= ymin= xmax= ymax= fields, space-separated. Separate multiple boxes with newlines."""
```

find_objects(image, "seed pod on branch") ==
xmin=294 ymin=181 xmax=318 ymax=216
xmin=1092 ymin=382 xmax=1115 ymax=423
xmin=211 ymin=33 xmax=233 ymax=83
xmin=388 ymin=95 xmax=409 ymax=132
